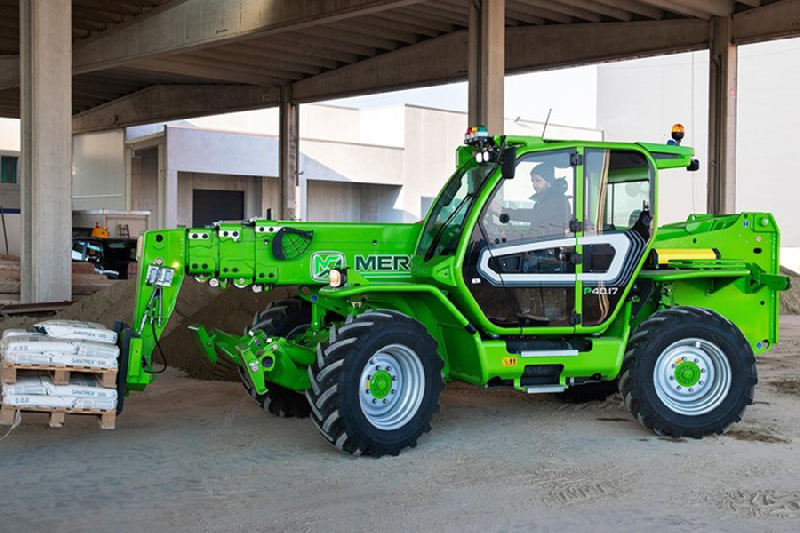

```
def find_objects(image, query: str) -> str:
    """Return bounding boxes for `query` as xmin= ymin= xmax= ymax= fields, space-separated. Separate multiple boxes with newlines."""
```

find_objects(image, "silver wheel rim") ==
xmin=653 ymin=338 xmax=732 ymax=416
xmin=359 ymin=344 xmax=425 ymax=431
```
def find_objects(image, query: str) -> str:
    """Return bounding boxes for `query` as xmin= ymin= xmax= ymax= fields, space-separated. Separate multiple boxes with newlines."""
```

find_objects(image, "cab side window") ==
xmin=464 ymin=150 xmax=578 ymax=330
xmin=584 ymin=150 xmax=652 ymax=237
xmin=481 ymin=151 xmax=575 ymax=245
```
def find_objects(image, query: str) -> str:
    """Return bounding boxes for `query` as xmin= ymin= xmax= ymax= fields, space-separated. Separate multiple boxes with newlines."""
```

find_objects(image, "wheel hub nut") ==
xmin=368 ymin=369 xmax=393 ymax=400
xmin=673 ymin=360 xmax=702 ymax=388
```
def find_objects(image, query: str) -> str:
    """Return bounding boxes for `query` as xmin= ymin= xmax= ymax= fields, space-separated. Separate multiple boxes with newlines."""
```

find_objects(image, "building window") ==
xmin=1 ymin=156 xmax=18 ymax=184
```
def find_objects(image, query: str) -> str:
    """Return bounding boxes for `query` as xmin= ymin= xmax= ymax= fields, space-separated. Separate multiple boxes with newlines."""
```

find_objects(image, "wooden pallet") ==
xmin=1 ymin=364 xmax=117 ymax=388
xmin=0 ymin=404 xmax=115 ymax=429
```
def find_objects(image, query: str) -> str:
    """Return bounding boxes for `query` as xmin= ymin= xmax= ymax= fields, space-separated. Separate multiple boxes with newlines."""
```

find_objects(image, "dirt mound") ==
xmin=159 ymin=286 xmax=296 ymax=381
xmin=780 ymin=267 xmax=800 ymax=315
xmin=770 ymin=378 xmax=800 ymax=397
xmin=0 ymin=276 xmax=300 ymax=382
xmin=0 ymin=278 xmax=220 ymax=337
xmin=726 ymin=428 xmax=791 ymax=444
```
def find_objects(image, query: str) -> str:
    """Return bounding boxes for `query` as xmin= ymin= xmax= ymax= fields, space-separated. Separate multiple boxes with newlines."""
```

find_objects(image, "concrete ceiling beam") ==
xmin=124 ymin=57 xmax=290 ymax=86
xmin=72 ymin=85 xmax=280 ymax=134
xmin=369 ymin=11 xmax=457 ymax=35
xmin=634 ymin=0 xmax=713 ymax=18
xmin=550 ymin=0 xmax=633 ymax=21
xmin=292 ymin=18 xmax=710 ymax=103
xmin=733 ymin=0 xmax=800 ymax=44
xmin=505 ymin=1 xmax=574 ymax=24
xmin=72 ymin=0 xmax=430 ymax=74
xmin=667 ymin=0 xmax=735 ymax=17
xmin=514 ymin=0 xmax=601 ymax=22
xmin=590 ymin=0 xmax=664 ymax=19
xmin=0 ymin=55 xmax=19 ymax=90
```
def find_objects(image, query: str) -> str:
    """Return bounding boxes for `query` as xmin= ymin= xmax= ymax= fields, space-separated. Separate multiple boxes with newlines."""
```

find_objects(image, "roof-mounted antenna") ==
xmin=541 ymin=108 xmax=552 ymax=139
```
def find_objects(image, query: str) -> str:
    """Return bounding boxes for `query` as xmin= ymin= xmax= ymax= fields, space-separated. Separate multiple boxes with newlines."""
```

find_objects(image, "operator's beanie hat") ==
xmin=530 ymin=162 xmax=556 ymax=183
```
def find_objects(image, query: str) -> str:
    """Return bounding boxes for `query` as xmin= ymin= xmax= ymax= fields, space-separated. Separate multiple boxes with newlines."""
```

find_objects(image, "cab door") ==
xmin=462 ymin=149 xmax=580 ymax=333
xmin=579 ymin=148 xmax=654 ymax=329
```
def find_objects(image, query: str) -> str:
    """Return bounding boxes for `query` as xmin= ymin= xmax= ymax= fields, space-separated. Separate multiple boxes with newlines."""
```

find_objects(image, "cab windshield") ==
xmin=418 ymin=158 xmax=498 ymax=260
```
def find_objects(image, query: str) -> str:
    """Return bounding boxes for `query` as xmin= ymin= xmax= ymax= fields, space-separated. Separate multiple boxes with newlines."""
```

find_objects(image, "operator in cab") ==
xmin=494 ymin=162 xmax=571 ymax=239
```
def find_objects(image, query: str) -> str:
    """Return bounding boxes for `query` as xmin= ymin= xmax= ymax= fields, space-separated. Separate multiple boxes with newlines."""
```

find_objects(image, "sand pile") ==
xmin=0 ymin=276 xmax=298 ymax=382
xmin=160 ymin=286 xmax=295 ymax=381
xmin=0 ymin=278 xmax=221 ymax=336
xmin=780 ymin=267 xmax=800 ymax=315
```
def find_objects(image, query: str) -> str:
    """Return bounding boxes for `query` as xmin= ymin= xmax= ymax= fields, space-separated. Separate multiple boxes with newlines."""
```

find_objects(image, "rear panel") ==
xmin=650 ymin=213 xmax=783 ymax=355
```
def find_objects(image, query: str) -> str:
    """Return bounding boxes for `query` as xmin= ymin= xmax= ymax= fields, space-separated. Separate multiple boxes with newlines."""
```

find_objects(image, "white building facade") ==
xmin=596 ymin=41 xmax=800 ymax=268
xmin=70 ymin=104 xmax=601 ymax=234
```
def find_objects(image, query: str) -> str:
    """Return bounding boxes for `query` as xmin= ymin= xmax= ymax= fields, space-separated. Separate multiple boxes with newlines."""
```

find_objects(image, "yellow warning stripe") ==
xmin=655 ymin=248 xmax=720 ymax=265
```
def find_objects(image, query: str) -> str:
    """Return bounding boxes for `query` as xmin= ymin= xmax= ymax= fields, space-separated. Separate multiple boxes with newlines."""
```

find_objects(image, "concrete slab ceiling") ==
xmin=0 ymin=0 xmax=796 ymax=130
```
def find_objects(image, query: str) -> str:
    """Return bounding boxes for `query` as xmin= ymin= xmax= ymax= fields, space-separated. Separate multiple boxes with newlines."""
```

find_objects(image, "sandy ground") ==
xmin=2 ymin=319 xmax=800 ymax=533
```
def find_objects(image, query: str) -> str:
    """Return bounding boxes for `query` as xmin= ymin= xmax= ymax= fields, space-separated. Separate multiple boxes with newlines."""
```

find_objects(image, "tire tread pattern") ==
xmin=241 ymin=298 xmax=312 ymax=418
xmin=306 ymin=310 xmax=444 ymax=457
xmin=618 ymin=305 xmax=757 ymax=438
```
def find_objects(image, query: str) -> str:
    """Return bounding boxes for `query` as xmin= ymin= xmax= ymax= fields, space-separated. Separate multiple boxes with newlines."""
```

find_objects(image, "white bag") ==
xmin=34 ymin=320 xmax=118 ymax=344
xmin=77 ymin=341 xmax=120 ymax=360
xmin=2 ymin=374 xmax=117 ymax=399
xmin=1 ymin=334 xmax=80 ymax=354
xmin=2 ymin=350 xmax=118 ymax=370
xmin=1 ymin=329 xmax=33 ymax=340
xmin=2 ymin=393 xmax=116 ymax=411
xmin=0 ymin=334 xmax=119 ymax=361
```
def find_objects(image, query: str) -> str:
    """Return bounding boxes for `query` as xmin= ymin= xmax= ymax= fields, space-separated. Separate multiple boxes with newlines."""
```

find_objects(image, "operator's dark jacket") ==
xmin=506 ymin=182 xmax=571 ymax=238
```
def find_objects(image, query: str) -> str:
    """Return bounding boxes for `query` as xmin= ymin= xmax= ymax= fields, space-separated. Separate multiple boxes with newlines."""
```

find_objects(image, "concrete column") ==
xmin=468 ymin=0 xmax=505 ymax=135
xmin=128 ymin=151 xmax=139 ymax=216
xmin=298 ymin=174 xmax=309 ymax=221
xmin=156 ymin=139 xmax=178 ymax=228
xmin=279 ymin=86 xmax=299 ymax=221
xmin=260 ymin=176 xmax=272 ymax=219
xmin=125 ymin=147 xmax=136 ymax=211
xmin=707 ymin=16 xmax=738 ymax=215
xmin=19 ymin=0 xmax=72 ymax=303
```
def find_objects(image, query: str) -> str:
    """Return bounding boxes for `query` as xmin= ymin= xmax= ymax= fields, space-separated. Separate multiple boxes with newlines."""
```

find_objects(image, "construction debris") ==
xmin=0 ymin=254 xmax=115 ymax=304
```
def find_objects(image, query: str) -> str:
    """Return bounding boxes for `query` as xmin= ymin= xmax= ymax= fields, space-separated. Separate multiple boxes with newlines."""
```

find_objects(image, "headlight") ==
xmin=329 ymin=269 xmax=346 ymax=288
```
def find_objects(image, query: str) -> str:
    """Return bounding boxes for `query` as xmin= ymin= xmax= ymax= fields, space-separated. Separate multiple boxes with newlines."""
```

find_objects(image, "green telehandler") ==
xmin=114 ymin=125 xmax=790 ymax=457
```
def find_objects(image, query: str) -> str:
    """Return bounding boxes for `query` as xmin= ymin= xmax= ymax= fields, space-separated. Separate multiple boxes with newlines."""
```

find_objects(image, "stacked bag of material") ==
xmin=1 ymin=320 xmax=120 ymax=411
xmin=3 ymin=373 xmax=118 ymax=410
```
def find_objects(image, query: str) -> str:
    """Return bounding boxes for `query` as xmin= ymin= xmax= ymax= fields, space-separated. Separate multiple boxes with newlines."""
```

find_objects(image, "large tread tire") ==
xmin=306 ymin=310 xmax=444 ymax=457
xmin=619 ymin=306 xmax=757 ymax=438
xmin=240 ymin=298 xmax=312 ymax=418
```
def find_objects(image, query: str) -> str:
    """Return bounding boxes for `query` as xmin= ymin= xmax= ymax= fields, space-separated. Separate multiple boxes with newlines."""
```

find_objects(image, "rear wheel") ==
xmin=240 ymin=298 xmax=312 ymax=418
xmin=619 ymin=306 xmax=757 ymax=438
xmin=306 ymin=310 xmax=444 ymax=457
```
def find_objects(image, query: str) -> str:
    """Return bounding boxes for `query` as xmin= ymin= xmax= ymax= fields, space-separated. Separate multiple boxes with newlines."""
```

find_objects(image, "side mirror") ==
xmin=687 ymin=158 xmax=700 ymax=172
xmin=502 ymin=147 xmax=517 ymax=179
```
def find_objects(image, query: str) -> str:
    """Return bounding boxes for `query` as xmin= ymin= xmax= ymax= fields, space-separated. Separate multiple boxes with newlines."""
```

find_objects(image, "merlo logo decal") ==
xmin=311 ymin=252 xmax=346 ymax=282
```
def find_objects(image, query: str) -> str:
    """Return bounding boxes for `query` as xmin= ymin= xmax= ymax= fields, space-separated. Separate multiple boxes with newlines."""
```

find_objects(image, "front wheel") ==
xmin=241 ymin=298 xmax=312 ymax=418
xmin=619 ymin=306 xmax=757 ymax=438
xmin=306 ymin=310 xmax=444 ymax=457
